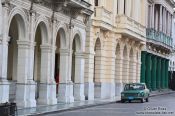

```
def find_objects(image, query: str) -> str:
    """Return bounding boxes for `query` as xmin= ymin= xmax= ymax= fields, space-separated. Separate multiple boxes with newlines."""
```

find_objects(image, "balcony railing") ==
xmin=146 ymin=28 xmax=173 ymax=49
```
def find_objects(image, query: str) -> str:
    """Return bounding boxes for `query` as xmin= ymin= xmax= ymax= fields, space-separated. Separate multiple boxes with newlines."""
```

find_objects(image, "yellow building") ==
xmin=85 ymin=0 xmax=147 ymax=99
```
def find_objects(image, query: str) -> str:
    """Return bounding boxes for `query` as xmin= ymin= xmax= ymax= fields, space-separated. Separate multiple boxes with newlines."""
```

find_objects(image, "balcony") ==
xmin=31 ymin=0 xmax=93 ymax=16
xmin=93 ymin=6 xmax=113 ymax=30
xmin=146 ymin=28 xmax=173 ymax=50
xmin=115 ymin=15 xmax=146 ymax=42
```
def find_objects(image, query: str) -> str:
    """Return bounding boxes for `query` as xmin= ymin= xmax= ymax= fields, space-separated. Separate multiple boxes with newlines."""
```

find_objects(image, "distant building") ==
xmin=140 ymin=0 xmax=175 ymax=91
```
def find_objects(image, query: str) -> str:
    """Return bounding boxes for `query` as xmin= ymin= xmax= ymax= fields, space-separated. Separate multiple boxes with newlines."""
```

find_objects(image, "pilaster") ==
xmin=156 ymin=57 xmax=161 ymax=89
xmin=58 ymin=49 xmax=74 ymax=103
xmin=37 ymin=45 xmax=57 ymax=105
xmin=0 ymin=38 xmax=9 ymax=103
xmin=73 ymin=52 xmax=85 ymax=101
xmin=146 ymin=53 xmax=151 ymax=90
xmin=115 ymin=55 xmax=123 ymax=96
xmin=151 ymin=55 xmax=157 ymax=91
xmin=165 ymin=60 xmax=169 ymax=88
xmin=16 ymin=40 xmax=36 ymax=107
xmin=122 ymin=55 xmax=129 ymax=83
xmin=118 ymin=0 xmax=124 ymax=15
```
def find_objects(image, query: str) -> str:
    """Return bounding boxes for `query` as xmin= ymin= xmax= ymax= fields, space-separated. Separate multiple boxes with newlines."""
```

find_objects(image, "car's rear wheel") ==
xmin=140 ymin=98 xmax=144 ymax=103
xmin=129 ymin=100 xmax=131 ymax=103
xmin=146 ymin=97 xmax=149 ymax=102
xmin=121 ymin=99 xmax=125 ymax=103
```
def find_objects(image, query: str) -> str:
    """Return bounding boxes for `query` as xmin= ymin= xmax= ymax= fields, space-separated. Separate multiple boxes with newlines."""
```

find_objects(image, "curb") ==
xmin=28 ymin=101 xmax=117 ymax=116
xmin=27 ymin=91 xmax=175 ymax=116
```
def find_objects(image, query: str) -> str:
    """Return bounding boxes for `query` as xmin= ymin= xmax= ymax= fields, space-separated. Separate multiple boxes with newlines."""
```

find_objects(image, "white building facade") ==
xmin=0 ymin=0 xmax=92 ymax=108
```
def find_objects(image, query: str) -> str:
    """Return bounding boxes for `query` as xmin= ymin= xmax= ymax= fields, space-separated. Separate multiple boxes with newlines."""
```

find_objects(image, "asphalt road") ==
xmin=42 ymin=93 xmax=175 ymax=116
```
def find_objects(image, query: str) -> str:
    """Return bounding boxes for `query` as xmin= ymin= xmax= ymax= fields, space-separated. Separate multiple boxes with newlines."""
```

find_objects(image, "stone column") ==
xmin=164 ymin=9 xmax=167 ymax=34
xmin=15 ymin=41 xmax=30 ymax=108
xmin=115 ymin=54 xmax=123 ymax=96
xmin=122 ymin=56 xmax=129 ymax=84
xmin=151 ymin=55 xmax=157 ymax=91
xmin=58 ymin=49 xmax=74 ymax=103
xmin=159 ymin=5 xmax=162 ymax=32
xmin=128 ymin=54 xmax=137 ymax=83
xmin=0 ymin=3 xmax=10 ymax=104
xmin=141 ymin=51 xmax=146 ymax=83
xmin=73 ymin=52 xmax=85 ymax=101
xmin=165 ymin=59 xmax=169 ymax=88
xmin=84 ymin=51 xmax=95 ymax=100
xmin=145 ymin=53 xmax=151 ymax=90
xmin=164 ymin=59 xmax=166 ymax=89
xmin=37 ymin=45 xmax=57 ymax=105
xmin=94 ymin=53 xmax=105 ymax=99
xmin=136 ymin=51 xmax=141 ymax=83
xmin=26 ymin=42 xmax=36 ymax=107
xmin=125 ymin=0 xmax=131 ymax=16
xmin=156 ymin=57 xmax=161 ymax=89
xmin=160 ymin=59 xmax=164 ymax=89
xmin=152 ymin=4 xmax=155 ymax=29
xmin=118 ymin=0 xmax=124 ymax=15
xmin=0 ymin=39 xmax=9 ymax=103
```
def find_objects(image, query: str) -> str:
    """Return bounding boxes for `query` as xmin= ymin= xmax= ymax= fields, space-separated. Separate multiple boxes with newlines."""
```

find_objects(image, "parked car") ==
xmin=121 ymin=83 xmax=150 ymax=103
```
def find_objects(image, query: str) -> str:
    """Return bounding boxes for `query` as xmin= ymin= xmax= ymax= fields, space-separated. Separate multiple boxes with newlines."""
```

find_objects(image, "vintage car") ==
xmin=121 ymin=83 xmax=150 ymax=103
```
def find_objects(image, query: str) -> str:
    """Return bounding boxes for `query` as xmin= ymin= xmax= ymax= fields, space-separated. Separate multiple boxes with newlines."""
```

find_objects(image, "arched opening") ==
xmin=136 ymin=52 xmax=139 ymax=82
xmin=129 ymin=48 xmax=134 ymax=82
xmin=55 ymin=28 xmax=66 ymax=94
xmin=94 ymin=38 xmax=101 ymax=98
xmin=115 ymin=43 xmax=120 ymax=96
xmin=33 ymin=22 xmax=48 ymax=99
xmin=7 ymin=14 xmax=26 ymax=102
xmin=122 ymin=45 xmax=128 ymax=83
xmin=71 ymin=34 xmax=81 ymax=83
xmin=34 ymin=24 xmax=42 ymax=99
xmin=115 ymin=44 xmax=120 ymax=78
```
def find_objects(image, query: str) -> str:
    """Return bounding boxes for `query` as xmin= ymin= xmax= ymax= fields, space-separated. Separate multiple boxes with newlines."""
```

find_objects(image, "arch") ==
xmin=123 ymin=45 xmax=128 ymax=58
xmin=72 ymin=33 xmax=82 ymax=52
xmin=7 ymin=10 xmax=28 ymax=102
xmin=54 ymin=23 xmax=68 ymax=48
xmin=115 ymin=43 xmax=120 ymax=56
xmin=94 ymin=38 xmax=101 ymax=55
xmin=94 ymin=37 xmax=102 ymax=98
xmin=129 ymin=48 xmax=134 ymax=60
xmin=55 ymin=28 xmax=66 ymax=48
xmin=34 ymin=16 xmax=50 ymax=44
xmin=8 ymin=7 xmax=28 ymax=41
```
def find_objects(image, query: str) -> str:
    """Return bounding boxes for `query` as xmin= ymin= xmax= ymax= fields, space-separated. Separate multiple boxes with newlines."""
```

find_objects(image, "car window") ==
xmin=124 ymin=84 xmax=145 ymax=91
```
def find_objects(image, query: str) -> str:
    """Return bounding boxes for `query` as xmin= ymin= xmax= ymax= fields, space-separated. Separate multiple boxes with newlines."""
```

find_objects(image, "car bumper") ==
xmin=121 ymin=96 xmax=144 ymax=100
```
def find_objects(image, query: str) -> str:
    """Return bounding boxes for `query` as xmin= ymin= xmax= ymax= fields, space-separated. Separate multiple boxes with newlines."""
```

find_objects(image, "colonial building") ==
xmin=141 ymin=0 xmax=175 ymax=91
xmin=0 ymin=0 xmax=157 ymax=109
xmin=0 ymin=0 xmax=92 ymax=108
xmin=85 ymin=0 xmax=146 ymax=100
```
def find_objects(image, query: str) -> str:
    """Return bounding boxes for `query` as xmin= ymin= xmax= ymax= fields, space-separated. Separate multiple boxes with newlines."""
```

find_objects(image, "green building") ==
xmin=140 ymin=0 xmax=175 ymax=91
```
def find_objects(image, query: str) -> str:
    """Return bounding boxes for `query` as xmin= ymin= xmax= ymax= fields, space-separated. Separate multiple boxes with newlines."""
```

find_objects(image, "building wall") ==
xmin=140 ymin=0 xmax=175 ymax=91
xmin=0 ymin=0 xmax=91 ymax=108
xmin=84 ymin=0 xmax=147 ymax=99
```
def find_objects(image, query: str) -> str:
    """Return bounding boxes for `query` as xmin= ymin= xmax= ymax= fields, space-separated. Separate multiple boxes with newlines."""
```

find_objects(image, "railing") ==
xmin=146 ymin=28 xmax=173 ymax=48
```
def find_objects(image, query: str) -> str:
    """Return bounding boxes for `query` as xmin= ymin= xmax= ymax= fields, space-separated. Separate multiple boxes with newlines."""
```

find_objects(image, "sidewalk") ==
xmin=17 ymin=90 xmax=175 ymax=116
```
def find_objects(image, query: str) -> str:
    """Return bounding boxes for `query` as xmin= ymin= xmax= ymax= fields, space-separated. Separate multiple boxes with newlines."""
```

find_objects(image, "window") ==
xmin=95 ymin=0 xmax=98 ymax=6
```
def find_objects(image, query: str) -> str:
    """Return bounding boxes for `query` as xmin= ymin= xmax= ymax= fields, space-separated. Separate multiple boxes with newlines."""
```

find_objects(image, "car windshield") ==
xmin=124 ymin=84 xmax=145 ymax=91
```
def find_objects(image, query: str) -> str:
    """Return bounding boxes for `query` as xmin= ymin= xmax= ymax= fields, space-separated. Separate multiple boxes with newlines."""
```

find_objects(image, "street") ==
xmin=41 ymin=93 xmax=175 ymax=116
